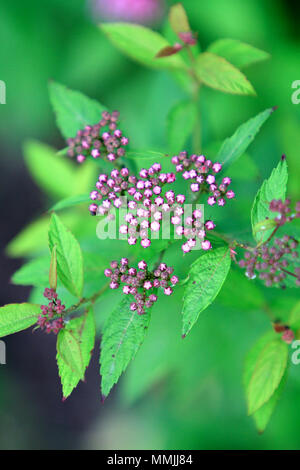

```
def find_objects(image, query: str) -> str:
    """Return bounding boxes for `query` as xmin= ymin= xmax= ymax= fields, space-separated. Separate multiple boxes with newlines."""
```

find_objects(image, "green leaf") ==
xmin=169 ymin=3 xmax=191 ymax=34
xmin=252 ymin=218 xmax=277 ymax=239
xmin=24 ymin=140 xmax=77 ymax=199
xmin=217 ymin=107 xmax=275 ymax=171
xmin=100 ymin=297 xmax=151 ymax=398
xmin=289 ymin=301 xmax=300 ymax=330
xmin=24 ymin=140 xmax=96 ymax=199
xmin=182 ymin=246 xmax=231 ymax=337
xmin=11 ymin=255 xmax=50 ymax=286
xmin=253 ymin=372 xmax=287 ymax=433
xmin=208 ymin=39 xmax=270 ymax=69
xmin=244 ymin=331 xmax=287 ymax=433
xmin=48 ymin=213 xmax=83 ymax=298
xmin=100 ymin=23 xmax=186 ymax=70
xmin=251 ymin=158 xmax=288 ymax=243
xmin=49 ymin=194 xmax=91 ymax=212
xmin=195 ymin=52 xmax=256 ymax=95
xmin=49 ymin=81 xmax=106 ymax=139
xmin=57 ymin=308 xmax=95 ymax=399
xmin=49 ymin=245 xmax=57 ymax=291
xmin=166 ymin=100 xmax=197 ymax=154
xmin=0 ymin=303 xmax=40 ymax=338
xmin=245 ymin=336 xmax=288 ymax=415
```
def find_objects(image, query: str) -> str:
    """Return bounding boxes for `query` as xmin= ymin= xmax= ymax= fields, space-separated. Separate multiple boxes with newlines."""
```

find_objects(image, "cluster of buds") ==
xmin=273 ymin=322 xmax=295 ymax=344
xmin=37 ymin=288 xmax=65 ymax=334
xmin=239 ymin=236 xmax=299 ymax=288
xmin=171 ymin=207 xmax=214 ymax=253
xmin=269 ymin=199 xmax=300 ymax=226
xmin=171 ymin=152 xmax=235 ymax=206
xmin=90 ymin=163 xmax=179 ymax=247
xmin=66 ymin=111 xmax=129 ymax=163
xmin=104 ymin=259 xmax=179 ymax=315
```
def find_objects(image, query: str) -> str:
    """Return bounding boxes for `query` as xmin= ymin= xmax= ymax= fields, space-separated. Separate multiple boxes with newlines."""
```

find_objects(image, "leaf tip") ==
xmin=101 ymin=393 xmax=107 ymax=404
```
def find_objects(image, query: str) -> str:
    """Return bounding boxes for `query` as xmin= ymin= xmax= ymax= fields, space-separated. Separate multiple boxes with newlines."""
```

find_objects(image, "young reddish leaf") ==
xmin=156 ymin=45 xmax=182 ymax=58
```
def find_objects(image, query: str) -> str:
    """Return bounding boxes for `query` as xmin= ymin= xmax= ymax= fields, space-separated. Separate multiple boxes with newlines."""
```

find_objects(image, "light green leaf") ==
xmin=0 ymin=303 xmax=40 ymax=338
xmin=217 ymin=107 xmax=276 ymax=170
xmin=169 ymin=3 xmax=191 ymax=34
xmin=208 ymin=39 xmax=270 ymax=69
xmin=195 ymin=52 xmax=255 ymax=95
xmin=182 ymin=246 xmax=231 ymax=337
xmin=57 ymin=308 xmax=95 ymax=399
xmin=49 ymin=194 xmax=91 ymax=212
xmin=167 ymin=100 xmax=197 ymax=154
xmin=251 ymin=158 xmax=288 ymax=243
xmin=48 ymin=213 xmax=83 ymax=298
xmin=246 ymin=336 xmax=288 ymax=415
xmin=100 ymin=23 xmax=186 ymax=70
xmin=24 ymin=140 xmax=77 ymax=199
xmin=289 ymin=301 xmax=300 ymax=330
xmin=100 ymin=297 xmax=151 ymax=398
xmin=49 ymin=245 xmax=57 ymax=291
xmin=11 ymin=255 xmax=50 ymax=286
xmin=49 ymin=81 xmax=106 ymax=139
xmin=244 ymin=331 xmax=287 ymax=432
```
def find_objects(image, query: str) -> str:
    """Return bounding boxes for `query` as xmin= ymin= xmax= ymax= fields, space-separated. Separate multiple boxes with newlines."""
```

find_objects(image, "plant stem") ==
xmin=65 ymin=282 xmax=110 ymax=315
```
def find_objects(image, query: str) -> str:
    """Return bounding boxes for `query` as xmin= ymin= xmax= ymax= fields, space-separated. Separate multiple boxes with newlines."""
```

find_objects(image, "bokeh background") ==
xmin=0 ymin=0 xmax=300 ymax=450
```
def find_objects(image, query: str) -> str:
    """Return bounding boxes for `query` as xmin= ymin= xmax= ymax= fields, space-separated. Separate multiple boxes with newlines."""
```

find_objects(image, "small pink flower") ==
xmin=202 ymin=240 xmax=212 ymax=250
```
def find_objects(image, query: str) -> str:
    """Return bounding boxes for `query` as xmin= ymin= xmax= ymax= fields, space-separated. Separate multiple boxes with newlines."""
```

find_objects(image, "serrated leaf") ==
xmin=57 ymin=308 xmax=95 ymax=399
xmin=169 ymin=3 xmax=191 ymax=35
xmin=195 ymin=52 xmax=255 ymax=95
xmin=0 ymin=303 xmax=40 ymax=338
xmin=167 ymin=100 xmax=197 ymax=154
xmin=49 ymin=81 xmax=106 ymax=139
xmin=49 ymin=194 xmax=91 ymax=212
xmin=182 ymin=246 xmax=231 ymax=337
xmin=208 ymin=39 xmax=270 ymax=69
xmin=100 ymin=297 xmax=151 ymax=398
xmin=100 ymin=23 xmax=186 ymax=70
xmin=217 ymin=107 xmax=275 ymax=171
xmin=246 ymin=336 xmax=288 ymax=415
xmin=253 ymin=218 xmax=278 ymax=239
xmin=251 ymin=158 xmax=288 ymax=243
xmin=48 ymin=213 xmax=83 ymax=298
xmin=49 ymin=245 xmax=57 ymax=290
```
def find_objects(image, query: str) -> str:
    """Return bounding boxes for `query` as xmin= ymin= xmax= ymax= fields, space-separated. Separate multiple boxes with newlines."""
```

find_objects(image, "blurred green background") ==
xmin=0 ymin=0 xmax=300 ymax=450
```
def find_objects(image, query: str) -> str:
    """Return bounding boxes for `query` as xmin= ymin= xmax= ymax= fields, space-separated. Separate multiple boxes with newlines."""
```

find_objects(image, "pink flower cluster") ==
xmin=67 ymin=111 xmax=129 ymax=164
xmin=269 ymin=199 xmax=300 ymax=225
xmin=37 ymin=288 xmax=65 ymax=334
xmin=104 ymin=258 xmax=178 ymax=315
xmin=171 ymin=151 xmax=235 ymax=206
xmin=89 ymin=162 xmax=215 ymax=252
